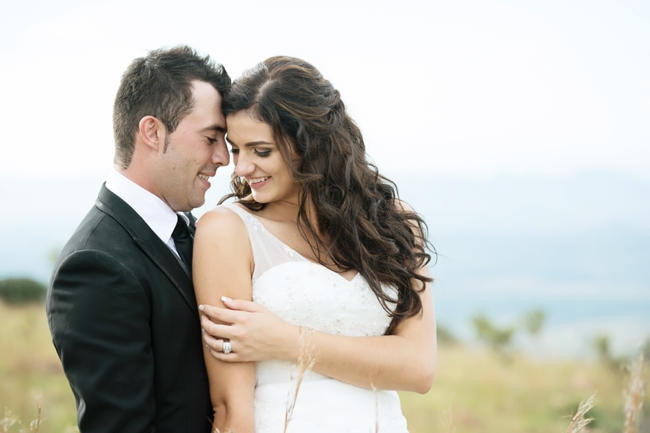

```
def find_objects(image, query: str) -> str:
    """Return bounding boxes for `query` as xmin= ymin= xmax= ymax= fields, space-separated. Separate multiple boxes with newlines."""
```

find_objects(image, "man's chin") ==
xmin=189 ymin=196 xmax=206 ymax=211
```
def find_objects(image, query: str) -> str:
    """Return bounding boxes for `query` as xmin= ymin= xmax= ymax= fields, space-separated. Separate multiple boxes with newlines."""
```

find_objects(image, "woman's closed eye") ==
xmin=229 ymin=147 xmax=271 ymax=157
xmin=254 ymin=148 xmax=271 ymax=157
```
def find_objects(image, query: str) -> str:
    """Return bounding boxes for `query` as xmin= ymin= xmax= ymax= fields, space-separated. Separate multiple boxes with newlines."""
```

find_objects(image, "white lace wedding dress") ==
xmin=225 ymin=204 xmax=409 ymax=433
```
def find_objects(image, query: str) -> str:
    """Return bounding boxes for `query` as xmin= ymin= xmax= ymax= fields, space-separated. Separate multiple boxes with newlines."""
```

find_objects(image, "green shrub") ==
xmin=437 ymin=324 xmax=459 ymax=345
xmin=0 ymin=278 xmax=47 ymax=304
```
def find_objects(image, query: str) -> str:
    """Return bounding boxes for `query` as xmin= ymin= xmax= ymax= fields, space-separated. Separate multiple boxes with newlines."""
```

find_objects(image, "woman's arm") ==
xmin=200 ymin=272 xmax=435 ymax=393
xmin=193 ymin=207 xmax=256 ymax=432
xmin=199 ymin=201 xmax=436 ymax=394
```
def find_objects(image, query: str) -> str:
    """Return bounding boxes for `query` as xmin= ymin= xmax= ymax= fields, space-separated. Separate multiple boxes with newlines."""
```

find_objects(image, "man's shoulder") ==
xmin=63 ymin=205 xmax=129 ymax=251
xmin=55 ymin=203 xmax=147 ymax=277
xmin=49 ymin=205 xmax=153 ymax=296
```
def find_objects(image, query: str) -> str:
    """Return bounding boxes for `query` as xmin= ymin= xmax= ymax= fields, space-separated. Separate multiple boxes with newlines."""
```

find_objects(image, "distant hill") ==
xmin=2 ymin=170 xmax=648 ymax=357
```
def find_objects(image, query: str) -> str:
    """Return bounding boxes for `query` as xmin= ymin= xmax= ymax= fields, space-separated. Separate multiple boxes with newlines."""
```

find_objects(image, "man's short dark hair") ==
xmin=112 ymin=46 xmax=230 ymax=168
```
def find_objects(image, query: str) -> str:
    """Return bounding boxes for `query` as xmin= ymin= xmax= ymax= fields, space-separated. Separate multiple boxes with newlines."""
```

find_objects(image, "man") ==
xmin=46 ymin=46 xmax=230 ymax=433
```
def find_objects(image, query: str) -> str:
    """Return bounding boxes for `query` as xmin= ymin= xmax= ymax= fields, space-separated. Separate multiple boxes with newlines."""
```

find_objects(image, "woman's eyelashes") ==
xmin=254 ymin=148 xmax=272 ymax=157
xmin=228 ymin=146 xmax=271 ymax=157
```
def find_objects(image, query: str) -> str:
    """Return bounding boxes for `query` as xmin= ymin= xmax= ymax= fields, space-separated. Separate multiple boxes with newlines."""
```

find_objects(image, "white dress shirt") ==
xmin=105 ymin=169 xmax=184 ymax=258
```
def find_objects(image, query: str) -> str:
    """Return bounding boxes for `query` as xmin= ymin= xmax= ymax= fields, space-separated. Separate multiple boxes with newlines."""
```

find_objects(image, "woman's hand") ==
xmin=199 ymin=297 xmax=300 ymax=363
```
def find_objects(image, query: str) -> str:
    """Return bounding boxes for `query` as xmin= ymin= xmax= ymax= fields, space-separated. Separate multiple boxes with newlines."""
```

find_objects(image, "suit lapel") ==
xmin=95 ymin=184 xmax=196 ymax=311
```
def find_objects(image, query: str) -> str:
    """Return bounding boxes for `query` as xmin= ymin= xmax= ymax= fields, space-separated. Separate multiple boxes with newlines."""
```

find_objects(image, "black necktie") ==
xmin=172 ymin=215 xmax=193 ymax=270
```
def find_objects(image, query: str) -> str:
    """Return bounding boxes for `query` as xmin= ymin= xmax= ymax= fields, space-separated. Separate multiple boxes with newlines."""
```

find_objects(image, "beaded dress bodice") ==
xmin=224 ymin=203 xmax=409 ymax=433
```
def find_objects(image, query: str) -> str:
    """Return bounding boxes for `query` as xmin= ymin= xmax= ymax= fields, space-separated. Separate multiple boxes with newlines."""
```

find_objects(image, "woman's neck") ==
xmin=265 ymin=196 xmax=320 ymax=232
xmin=264 ymin=198 xmax=300 ymax=221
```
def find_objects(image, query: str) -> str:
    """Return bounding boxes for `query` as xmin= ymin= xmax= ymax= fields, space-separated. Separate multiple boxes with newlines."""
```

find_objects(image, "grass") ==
xmin=282 ymin=327 xmax=315 ymax=433
xmin=623 ymin=353 xmax=646 ymax=433
xmin=399 ymin=345 xmax=647 ymax=433
xmin=1 ymin=302 xmax=648 ymax=433
xmin=565 ymin=395 xmax=595 ymax=433
xmin=0 ymin=302 xmax=77 ymax=432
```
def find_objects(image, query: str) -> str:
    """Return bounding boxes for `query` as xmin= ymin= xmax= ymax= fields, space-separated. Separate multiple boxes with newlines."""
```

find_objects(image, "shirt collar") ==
xmin=105 ymin=169 xmax=179 ymax=244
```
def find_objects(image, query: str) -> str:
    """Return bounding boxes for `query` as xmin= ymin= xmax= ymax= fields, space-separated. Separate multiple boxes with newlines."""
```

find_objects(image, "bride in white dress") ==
xmin=193 ymin=56 xmax=436 ymax=433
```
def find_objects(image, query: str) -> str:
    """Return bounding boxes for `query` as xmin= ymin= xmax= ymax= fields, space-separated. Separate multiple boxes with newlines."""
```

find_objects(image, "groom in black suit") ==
xmin=46 ymin=46 xmax=230 ymax=433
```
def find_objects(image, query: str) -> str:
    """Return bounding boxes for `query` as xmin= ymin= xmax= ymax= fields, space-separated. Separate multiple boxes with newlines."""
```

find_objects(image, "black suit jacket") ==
xmin=46 ymin=185 xmax=212 ymax=433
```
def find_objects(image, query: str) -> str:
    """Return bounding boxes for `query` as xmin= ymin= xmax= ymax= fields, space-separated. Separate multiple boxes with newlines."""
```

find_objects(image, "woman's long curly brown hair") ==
xmin=221 ymin=56 xmax=435 ymax=334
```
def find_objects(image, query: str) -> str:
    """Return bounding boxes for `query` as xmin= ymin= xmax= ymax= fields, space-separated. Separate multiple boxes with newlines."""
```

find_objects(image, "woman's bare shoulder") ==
xmin=195 ymin=205 xmax=248 ymax=243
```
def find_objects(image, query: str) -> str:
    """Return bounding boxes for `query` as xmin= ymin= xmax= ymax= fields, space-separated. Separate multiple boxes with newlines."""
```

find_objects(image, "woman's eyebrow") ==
xmin=225 ymin=135 xmax=272 ymax=147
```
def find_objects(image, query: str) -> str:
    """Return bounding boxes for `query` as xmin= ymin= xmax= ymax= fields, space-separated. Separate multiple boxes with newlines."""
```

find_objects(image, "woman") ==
xmin=193 ymin=56 xmax=436 ymax=433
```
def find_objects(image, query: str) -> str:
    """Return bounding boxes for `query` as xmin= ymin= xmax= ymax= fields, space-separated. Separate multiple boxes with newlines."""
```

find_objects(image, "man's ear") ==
xmin=138 ymin=116 xmax=166 ymax=151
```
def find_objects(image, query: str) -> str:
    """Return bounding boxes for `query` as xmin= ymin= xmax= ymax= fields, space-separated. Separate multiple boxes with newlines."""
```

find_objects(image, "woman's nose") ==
xmin=234 ymin=155 xmax=254 ymax=177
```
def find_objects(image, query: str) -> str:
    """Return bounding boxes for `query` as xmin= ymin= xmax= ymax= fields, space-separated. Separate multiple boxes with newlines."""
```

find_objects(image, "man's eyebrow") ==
xmin=201 ymin=125 xmax=226 ymax=133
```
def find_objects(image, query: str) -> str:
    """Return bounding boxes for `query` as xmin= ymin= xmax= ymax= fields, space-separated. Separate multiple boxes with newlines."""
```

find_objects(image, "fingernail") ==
xmin=221 ymin=296 xmax=232 ymax=303
xmin=198 ymin=304 xmax=205 ymax=311
xmin=201 ymin=328 xmax=205 ymax=334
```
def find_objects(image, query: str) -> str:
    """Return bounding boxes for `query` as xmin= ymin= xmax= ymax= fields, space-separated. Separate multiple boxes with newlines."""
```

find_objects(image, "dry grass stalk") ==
xmin=370 ymin=383 xmax=378 ymax=433
xmin=1 ymin=406 xmax=41 ymax=433
xmin=566 ymin=394 xmax=595 ymax=433
xmin=282 ymin=327 xmax=315 ymax=433
xmin=1 ymin=409 xmax=18 ymax=433
xmin=623 ymin=352 xmax=646 ymax=433
xmin=27 ymin=406 xmax=40 ymax=433
xmin=442 ymin=407 xmax=455 ymax=433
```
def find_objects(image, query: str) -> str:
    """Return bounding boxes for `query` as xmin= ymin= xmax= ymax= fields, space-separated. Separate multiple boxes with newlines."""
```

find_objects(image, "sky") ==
xmin=1 ymin=0 xmax=649 ymax=357
xmin=1 ymin=0 xmax=649 ymax=182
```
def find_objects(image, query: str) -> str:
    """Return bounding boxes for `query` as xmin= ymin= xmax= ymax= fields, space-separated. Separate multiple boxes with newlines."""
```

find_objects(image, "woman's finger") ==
xmin=200 ymin=315 xmax=235 ymax=339
xmin=204 ymin=336 xmax=236 ymax=355
xmin=207 ymin=347 xmax=239 ymax=362
xmin=202 ymin=329 xmax=221 ymax=349
xmin=221 ymin=296 xmax=261 ymax=313
xmin=199 ymin=304 xmax=245 ymax=324
xmin=203 ymin=335 xmax=240 ymax=362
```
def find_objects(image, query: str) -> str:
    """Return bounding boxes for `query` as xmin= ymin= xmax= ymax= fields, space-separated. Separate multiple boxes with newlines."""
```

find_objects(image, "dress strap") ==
xmin=220 ymin=202 xmax=302 ymax=281
xmin=222 ymin=202 xmax=261 ymax=230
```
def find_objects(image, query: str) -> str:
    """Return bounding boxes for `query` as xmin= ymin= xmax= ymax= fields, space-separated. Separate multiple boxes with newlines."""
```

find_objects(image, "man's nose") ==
xmin=212 ymin=140 xmax=230 ymax=166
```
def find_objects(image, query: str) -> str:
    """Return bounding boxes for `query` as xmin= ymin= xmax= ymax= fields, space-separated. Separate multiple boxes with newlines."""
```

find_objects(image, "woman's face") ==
xmin=226 ymin=110 xmax=300 ymax=204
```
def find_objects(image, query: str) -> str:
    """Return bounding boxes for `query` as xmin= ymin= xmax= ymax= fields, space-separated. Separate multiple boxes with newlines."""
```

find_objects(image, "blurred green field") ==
xmin=1 ymin=302 xmax=647 ymax=433
xmin=400 ymin=347 xmax=647 ymax=433
xmin=0 ymin=302 xmax=77 ymax=432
